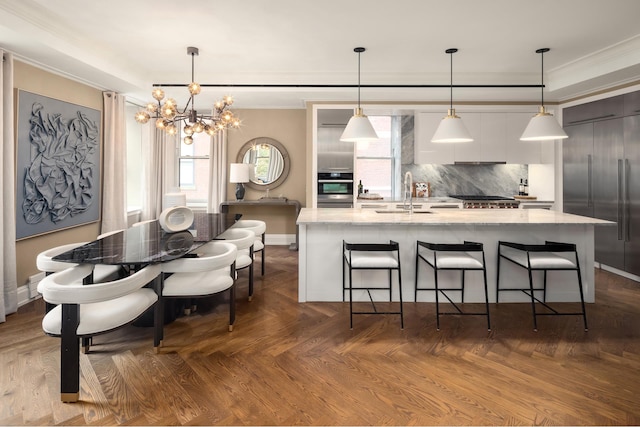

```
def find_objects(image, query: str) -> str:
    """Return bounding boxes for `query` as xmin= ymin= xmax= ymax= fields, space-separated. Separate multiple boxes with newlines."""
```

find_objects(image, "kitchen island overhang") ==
xmin=296 ymin=208 xmax=614 ymax=304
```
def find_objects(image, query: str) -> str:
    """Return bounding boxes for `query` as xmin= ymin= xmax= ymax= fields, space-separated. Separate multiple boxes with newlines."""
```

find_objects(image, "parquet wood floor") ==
xmin=1 ymin=246 xmax=639 ymax=425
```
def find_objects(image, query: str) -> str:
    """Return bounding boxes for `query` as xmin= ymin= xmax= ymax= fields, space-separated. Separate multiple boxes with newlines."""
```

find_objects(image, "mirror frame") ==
xmin=237 ymin=137 xmax=291 ymax=190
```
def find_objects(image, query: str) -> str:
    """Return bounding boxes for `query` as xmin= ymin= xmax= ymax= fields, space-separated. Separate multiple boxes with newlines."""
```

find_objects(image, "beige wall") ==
xmin=13 ymin=61 xmax=103 ymax=288
xmin=226 ymin=109 xmax=306 ymax=235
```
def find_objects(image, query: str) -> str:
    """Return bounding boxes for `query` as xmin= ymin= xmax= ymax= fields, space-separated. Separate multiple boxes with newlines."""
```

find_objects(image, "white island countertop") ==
xmin=297 ymin=207 xmax=614 ymax=226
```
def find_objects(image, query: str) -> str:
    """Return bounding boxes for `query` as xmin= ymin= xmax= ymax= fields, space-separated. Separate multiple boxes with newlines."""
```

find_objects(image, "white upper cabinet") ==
xmin=414 ymin=112 xmax=454 ymax=164
xmin=415 ymin=110 xmax=552 ymax=164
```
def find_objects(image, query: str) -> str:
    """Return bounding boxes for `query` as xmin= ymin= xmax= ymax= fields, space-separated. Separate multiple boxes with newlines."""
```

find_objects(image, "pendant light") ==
xmin=431 ymin=48 xmax=473 ymax=143
xmin=520 ymin=48 xmax=568 ymax=141
xmin=340 ymin=47 xmax=379 ymax=142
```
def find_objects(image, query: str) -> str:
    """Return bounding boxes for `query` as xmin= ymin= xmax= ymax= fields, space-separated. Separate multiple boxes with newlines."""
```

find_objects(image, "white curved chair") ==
xmin=160 ymin=241 xmax=237 ymax=344
xmin=232 ymin=219 xmax=266 ymax=276
xmin=216 ymin=228 xmax=256 ymax=300
xmin=40 ymin=263 xmax=162 ymax=402
xmin=36 ymin=241 xmax=121 ymax=286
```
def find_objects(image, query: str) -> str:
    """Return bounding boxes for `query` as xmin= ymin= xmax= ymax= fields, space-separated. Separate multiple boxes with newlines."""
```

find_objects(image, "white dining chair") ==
xmin=231 ymin=219 xmax=267 ymax=276
xmin=40 ymin=263 xmax=162 ymax=402
xmin=158 ymin=241 xmax=237 ymax=348
xmin=216 ymin=228 xmax=256 ymax=300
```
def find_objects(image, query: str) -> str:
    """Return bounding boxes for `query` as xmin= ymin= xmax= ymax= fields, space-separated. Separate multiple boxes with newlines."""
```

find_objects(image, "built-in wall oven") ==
xmin=317 ymin=172 xmax=354 ymax=208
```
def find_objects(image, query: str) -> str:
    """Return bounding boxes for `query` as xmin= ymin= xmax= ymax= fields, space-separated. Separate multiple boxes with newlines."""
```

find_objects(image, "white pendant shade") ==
xmin=520 ymin=107 xmax=568 ymax=141
xmin=340 ymin=109 xmax=379 ymax=142
xmin=431 ymin=109 xmax=473 ymax=143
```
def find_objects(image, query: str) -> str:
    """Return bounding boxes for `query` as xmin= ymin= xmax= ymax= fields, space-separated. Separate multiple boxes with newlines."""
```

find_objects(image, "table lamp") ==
xmin=229 ymin=163 xmax=250 ymax=201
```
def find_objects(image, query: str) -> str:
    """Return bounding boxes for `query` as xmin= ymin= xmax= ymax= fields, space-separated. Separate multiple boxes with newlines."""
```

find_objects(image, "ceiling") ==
xmin=2 ymin=0 xmax=640 ymax=110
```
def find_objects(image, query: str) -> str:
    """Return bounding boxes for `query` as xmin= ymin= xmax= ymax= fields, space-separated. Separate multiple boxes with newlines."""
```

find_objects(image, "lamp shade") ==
xmin=229 ymin=163 xmax=250 ymax=183
xmin=431 ymin=109 xmax=473 ymax=143
xmin=520 ymin=107 xmax=568 ymax=141
xmin=340 ymin=108 xmax=379 ymax=142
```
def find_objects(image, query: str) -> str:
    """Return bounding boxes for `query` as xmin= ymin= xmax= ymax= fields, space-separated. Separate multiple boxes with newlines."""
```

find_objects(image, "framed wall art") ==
xmin=16 ymin=90 xmax=101 ymax=240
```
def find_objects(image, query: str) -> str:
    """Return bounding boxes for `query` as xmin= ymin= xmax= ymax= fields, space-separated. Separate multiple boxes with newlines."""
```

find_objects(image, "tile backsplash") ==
xmin=400 ymin=115 xmax=527 ymax=197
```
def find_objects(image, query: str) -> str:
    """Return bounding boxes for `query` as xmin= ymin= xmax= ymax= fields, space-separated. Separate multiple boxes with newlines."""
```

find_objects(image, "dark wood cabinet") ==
xmin=562 ymin=95 xmax=624 ymax=126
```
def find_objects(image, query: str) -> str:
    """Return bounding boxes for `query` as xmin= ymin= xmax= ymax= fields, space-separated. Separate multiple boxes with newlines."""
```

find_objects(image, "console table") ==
xmin=220 ymin=199 xmax=302 ymax=250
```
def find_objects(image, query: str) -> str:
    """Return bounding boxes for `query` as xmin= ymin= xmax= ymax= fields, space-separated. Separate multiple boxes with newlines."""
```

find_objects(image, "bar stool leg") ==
xmin=496 ymin=246 xmax=502 ymax=303
xmin=543 ymin=270 xmax=548 ymax=303
xmin=434 ymin=268 xmax=441 ymax=331
xmin=483 ymin=265 xmax=491 ymax=331
xmin=461 ymin=270 xmax=466 ymax=303
xmin=575 ymin=256 xmax=588 ymax=331
xmin=414 ymin=243 xmax=420 ymax=302
xmin=528 ymin=267 xmax=538 ymax=331
xmin=398 ymin=268 xmax=404 ymax=329
xmin=349 ymin=266 xmax=354 ymax=330
xmin=388 ymin=269 xmax=392 ymax=302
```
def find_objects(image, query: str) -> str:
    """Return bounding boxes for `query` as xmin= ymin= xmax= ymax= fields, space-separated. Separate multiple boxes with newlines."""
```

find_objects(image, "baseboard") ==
xmin=597 ymin=263 xmax=640 ymax=283
xmin=18 ymin=284 xmax=41 ymax=308
xmin=265 ymin=234 xmax=295 ymax=246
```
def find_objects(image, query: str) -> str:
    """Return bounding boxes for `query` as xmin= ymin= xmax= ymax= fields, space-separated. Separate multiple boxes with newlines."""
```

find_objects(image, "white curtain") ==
xmin=208 ymin=129 xmax=228 ymax=213
xmin=267 ymin=145 xmax=284 ymax=182
xmin=0 ymin=50 xmax=17 ymax=322
xmin=141 ymin=128 xmax=167 ymax=220
xmin=101 ymin=92 xmax=127 ymax=233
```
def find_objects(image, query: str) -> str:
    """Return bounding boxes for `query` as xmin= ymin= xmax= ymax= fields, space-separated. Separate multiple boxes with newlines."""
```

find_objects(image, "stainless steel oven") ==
xmin=317 ymin=172 xmax=354 ymax=208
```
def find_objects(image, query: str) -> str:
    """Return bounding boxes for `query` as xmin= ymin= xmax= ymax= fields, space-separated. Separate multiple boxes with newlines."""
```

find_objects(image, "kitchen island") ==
xmin=296 ymin=208 xmax=613 ymax=303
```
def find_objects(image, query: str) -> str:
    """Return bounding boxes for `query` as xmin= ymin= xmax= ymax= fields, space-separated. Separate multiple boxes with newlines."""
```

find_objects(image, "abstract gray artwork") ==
xmin=16 ymin=90 xmax=100 ymax=239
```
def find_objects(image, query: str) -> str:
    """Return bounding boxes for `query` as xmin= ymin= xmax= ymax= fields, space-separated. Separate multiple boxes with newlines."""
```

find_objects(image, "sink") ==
xmin=374 ymin=209 xmax=434 ymax=214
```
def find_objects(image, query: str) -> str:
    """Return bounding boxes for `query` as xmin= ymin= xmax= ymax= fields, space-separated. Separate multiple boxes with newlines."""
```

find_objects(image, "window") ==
xmin=125 ymin=102 xmax=144 ymax=212
xmin=178 ymin=130 xmax=210 ymax=205
xmin=355 ymin=116 xmax=401 ymax=198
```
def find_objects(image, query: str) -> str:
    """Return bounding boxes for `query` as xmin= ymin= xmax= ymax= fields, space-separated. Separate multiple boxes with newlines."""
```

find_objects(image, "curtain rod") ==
xmin=152 ymin=83 xmax=544 ymax=89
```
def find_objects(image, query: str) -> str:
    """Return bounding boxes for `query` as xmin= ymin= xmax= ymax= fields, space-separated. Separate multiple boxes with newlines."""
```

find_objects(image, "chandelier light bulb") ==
xmin=152 ymin=88 xmax=165 ymax=101
xmin=164 ymin=98 xmax=177 ymax=108
xmin=193 ymin=121 xmax=204 ymax=133
xmin=183 ymin=125 xmax=194 ymax=136
xmin=135 ymin=111 xmax=150 ymax=124
xmin=161 ymin=105 xmax=177 ymax=119
xmin=204 ymin=125 xmax=216 ymax=136
xmin=188 ymin=82 xmax=201 ymax=95
xmin=166 ymin=124 xmax=178 ymax=136
xmin=156 ymin=118 xmax=167 ymax=129
xmin=223 ymin=95 xmax=233 ymax=105
xmin=145 ymin=102 xmax=158 ymax=113
xmin=183 ymin=135 xmax=193 ymax=145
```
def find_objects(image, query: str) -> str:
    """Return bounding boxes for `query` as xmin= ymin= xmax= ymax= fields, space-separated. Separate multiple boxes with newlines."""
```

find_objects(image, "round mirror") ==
xmin=237 ymin=137 xmax=290 ymax=190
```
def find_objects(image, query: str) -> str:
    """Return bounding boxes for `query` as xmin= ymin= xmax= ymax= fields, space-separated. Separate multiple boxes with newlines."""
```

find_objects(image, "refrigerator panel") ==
xmin=563 ymin=123 xmax=594 ymax=217
xmin=593 ymin=118 xmax=625 ymax=269
xmin=624 ymin=115 xmax=640 ymax=276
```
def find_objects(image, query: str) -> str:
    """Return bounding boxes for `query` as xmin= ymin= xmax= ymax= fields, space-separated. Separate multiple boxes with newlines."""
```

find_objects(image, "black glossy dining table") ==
xmin=53 ymin=212 xmax=238 ymax=266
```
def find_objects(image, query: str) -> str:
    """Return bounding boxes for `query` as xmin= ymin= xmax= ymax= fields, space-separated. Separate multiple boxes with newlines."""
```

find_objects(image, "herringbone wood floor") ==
xmin=1 ymin=246 xmax=639 ymax=425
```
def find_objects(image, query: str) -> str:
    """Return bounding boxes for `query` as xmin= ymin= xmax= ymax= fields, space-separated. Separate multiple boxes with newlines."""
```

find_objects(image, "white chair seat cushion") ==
xmin=501 ymin=246 xmax=577 ymax=269
xmin=236 ymin=252 xmax=253 ymax=269
xmin=42 ymin=288 xmax=158 ymax=336
xmin=163 ymin=269 xmax=233 ymax=297
xmin=253 ymin=240 xmax=264 ymax=251
xmin=346 ymin=251 xmax=398 ymax=269
xmin=419 ymin=249 xmax=484 ymax=269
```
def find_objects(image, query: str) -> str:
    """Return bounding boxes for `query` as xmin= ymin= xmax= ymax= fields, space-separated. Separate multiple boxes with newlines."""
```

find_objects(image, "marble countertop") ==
xmin=297 ymin=208 xmax=614 ymax=226
xmin=357 ymin=197 xmax=462 ymax=203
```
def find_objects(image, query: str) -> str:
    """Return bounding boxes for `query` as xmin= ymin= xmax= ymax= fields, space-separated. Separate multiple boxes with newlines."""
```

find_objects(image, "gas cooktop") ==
xmin=449 ymin=195 xmax=515 ymax=201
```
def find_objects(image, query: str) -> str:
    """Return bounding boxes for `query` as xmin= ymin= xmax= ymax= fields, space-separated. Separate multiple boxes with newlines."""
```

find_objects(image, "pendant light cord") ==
xmin=449 ymin=50 xmax=453 ymax=110
xmin=357 ymin=49 xmax=361 ymax=109
xmin=540 ymin=49 xmax=544 ymax=108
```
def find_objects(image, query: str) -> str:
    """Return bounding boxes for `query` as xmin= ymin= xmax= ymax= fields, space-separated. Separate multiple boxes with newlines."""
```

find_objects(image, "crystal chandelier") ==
xmin=134 ymin=46 xmax=240 ymax=145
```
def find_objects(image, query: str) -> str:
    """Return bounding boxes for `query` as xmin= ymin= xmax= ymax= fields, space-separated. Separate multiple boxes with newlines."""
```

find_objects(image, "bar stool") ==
xmin=415 ymin=241 xmax=490 ymax=331
xmin=342 ymin=240 xmax=403 ymax=329
xmin=496 ymin=240 xmax=588 ymax=331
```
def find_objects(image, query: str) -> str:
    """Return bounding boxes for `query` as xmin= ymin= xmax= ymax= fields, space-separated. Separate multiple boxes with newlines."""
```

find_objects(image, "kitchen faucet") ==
xmin=403 ymin=171 xmax=413 ymax=213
